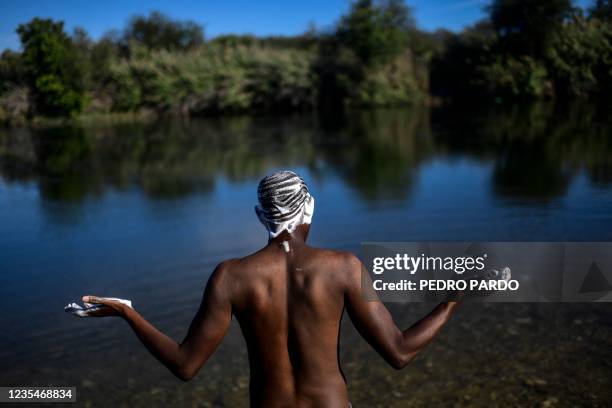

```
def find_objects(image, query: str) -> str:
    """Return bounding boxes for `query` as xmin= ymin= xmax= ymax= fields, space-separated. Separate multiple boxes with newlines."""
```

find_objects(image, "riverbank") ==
xmin=0 ymin=110 xmax=159 ymax=128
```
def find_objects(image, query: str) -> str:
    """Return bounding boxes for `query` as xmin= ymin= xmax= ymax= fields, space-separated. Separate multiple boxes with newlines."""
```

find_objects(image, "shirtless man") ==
xmin=81 ymin=171 xmax=459 ymax=407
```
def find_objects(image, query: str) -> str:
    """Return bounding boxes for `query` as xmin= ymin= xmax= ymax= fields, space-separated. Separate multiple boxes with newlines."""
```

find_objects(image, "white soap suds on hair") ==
xmin=255 ymin=171 xmax=315 ymax=238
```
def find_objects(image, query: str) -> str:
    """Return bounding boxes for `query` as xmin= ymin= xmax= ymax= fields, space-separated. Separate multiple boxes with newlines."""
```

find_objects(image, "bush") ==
xmin=0 ymin=87 xmax=30 ymax=125
xmin=475 ymin=55 xmax=551 ymax=99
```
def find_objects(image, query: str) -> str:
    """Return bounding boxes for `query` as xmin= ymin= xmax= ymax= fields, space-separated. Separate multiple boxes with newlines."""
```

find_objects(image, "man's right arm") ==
xmin=83 ymin=261 xmax=233 ymax=381
xmin=343 ymin=253 xmax=459 ymax=369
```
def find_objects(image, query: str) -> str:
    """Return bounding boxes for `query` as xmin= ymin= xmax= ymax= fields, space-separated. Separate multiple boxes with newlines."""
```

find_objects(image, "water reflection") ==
xmin=0 ymin=103 xmax=611 ymax=205
xmin=319 ymin=108 xmax=433 ymax=201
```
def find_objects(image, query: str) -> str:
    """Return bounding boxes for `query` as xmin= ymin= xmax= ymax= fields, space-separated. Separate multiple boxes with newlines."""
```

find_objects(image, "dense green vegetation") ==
xmin=433 ymin=0 xmax=612 ymax=99
xmin=0 ymin=0 xmax=611 ymax=124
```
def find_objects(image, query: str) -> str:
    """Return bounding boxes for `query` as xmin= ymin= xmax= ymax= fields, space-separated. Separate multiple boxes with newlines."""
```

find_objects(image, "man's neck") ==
xmin=268 ymin=224 xmax=309 ymax=246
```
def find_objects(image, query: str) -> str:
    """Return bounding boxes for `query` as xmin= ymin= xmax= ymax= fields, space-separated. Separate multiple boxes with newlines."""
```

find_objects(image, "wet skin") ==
xmin=83 ymin=224 xmax=459 ymax=407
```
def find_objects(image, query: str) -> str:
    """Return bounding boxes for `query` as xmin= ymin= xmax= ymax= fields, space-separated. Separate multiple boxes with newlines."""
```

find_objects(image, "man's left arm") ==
xmin=83 ymin=262 xmax=233 ymax=381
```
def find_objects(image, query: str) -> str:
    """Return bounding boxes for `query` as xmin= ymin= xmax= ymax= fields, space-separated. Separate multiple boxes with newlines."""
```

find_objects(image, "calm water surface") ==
xmin=1 ymin=104 xmax=611 ymax=407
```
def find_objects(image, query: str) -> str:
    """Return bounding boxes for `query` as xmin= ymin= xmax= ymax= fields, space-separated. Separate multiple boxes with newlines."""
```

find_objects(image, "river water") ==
xmin=1 ymin=104 xmax=611 ymax=406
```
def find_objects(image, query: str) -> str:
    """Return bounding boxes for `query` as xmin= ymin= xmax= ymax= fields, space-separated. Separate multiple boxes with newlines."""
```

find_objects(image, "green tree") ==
xmin=89 ymin=36 xmax=119 ymax=86
xmin=70 ymin=27 xmax=93 ymax=92
xmin=547 ymin=16 xmax=612 ymax=96
xmin=336 ymin=0 xmax=414 ymax=66
xmin=122 ymin=11 xmax=204 ymax=51
xmin=16 ymin=18 xmax=85 ymax=117
xmin=430 ymin=20 xmax=497 ymax=98
xmin=590 ymin=0 xmax=612 ymax=20
xmin=489 ymin=0 xmax=575 ymax=58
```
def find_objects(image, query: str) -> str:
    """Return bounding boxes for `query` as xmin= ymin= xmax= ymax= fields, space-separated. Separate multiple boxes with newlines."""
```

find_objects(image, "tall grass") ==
xmin=107 ymin=44 xmax=319 ymax=114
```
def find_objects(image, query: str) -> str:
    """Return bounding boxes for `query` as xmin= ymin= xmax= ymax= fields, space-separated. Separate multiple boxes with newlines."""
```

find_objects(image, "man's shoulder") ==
xmin=303 ymin=246 xmax=362 ymax=272
xmin=212 ymin=248 xmax=275 ymax=277
xmin=300 ymin=248 xmax=362 ymax=291
xmin=207 ymin=258 xmax=239 ymax=283
xmin=212 ymin=257 xmax=249 ymax=277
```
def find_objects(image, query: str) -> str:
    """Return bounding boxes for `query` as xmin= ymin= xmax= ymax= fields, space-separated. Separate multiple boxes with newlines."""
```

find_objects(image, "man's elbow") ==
xmin=175 ymin=366 xmax=197 ymax=382
xmin=389 ymin=351 xmax=417 ymax=370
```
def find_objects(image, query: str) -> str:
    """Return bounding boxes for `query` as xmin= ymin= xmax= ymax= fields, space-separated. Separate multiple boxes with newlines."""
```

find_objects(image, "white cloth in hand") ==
xmin=64 ymin=297 xmax=132 ymax=317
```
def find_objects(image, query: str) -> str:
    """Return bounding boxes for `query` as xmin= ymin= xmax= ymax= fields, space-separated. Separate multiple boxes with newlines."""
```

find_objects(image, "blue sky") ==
xmin=0 ymin=0 xmax=592 ymax=51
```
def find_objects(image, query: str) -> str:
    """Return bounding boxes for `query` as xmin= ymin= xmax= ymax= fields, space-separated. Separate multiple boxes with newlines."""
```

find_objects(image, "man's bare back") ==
xmin=225 ymin=236 xmax=353 ymax=407
xmin=79 ymin=172 xmax=458 ymax=407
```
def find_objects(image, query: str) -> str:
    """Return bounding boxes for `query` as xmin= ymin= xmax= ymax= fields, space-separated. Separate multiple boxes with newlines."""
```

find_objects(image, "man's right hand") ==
xmin=80 ymin=296 xmax=128 ymax=317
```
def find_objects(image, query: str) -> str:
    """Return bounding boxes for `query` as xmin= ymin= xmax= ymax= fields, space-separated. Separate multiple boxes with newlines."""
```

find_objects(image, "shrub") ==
xmin=0 ymin=87 xmax=30 ymax=125
xmin=475 ymin=55 xmax=551 ymax=99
